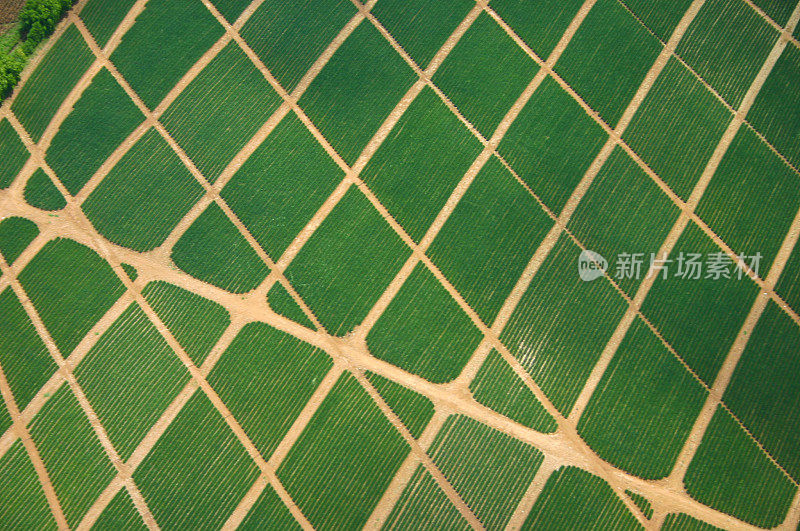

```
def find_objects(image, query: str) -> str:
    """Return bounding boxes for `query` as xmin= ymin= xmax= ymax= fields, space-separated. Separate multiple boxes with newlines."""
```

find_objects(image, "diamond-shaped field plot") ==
xmin=568 ymin=147 xmax=680 ymax=297
xmin=676 ymin=0 xmax=778 ymax=108
xmin=366 ymin=262 xmax=483 ymax=384
xmin=696 ymin=127 xmax=800 ymax=274
xmin=298 ymin=21 xmax=416 ymax=165
xmin=469 ymin=350 xmax=558 ymax=433
xmin=28 ymin=386 xmax=116 ymax=527
xmin=0 ymin=118 xmax=29 ymax=189
xmin=749 ymin=45 xmax=800 ymax=170
xmin=79 ymin=0 xmax=137 ymax=48
xmin=110 ymin=0 xmax=224 ymax=109
xmin=371 ymin=0 xmax=474 ymax=69
xmin=82 ymin=129 xmax=204 ymax=252
xmin=685 ymin=406 xmax=796 ymax=528
xmin=142 ymin=281 xmax=230 ymax=367
xmin=0 ymin=287 xmax=57 ymax=411
xmin=18 ymin=238 xmax=125 ymax=356
xmin=578 ymin=318 xmax=707 ymax=479
xmin=11 ymin=25 xmax=93 ymax=142
xmin=498 ymin=75 xmax=607 ymax=216
xmin=282 ymin=187 xmax=410 ymax=336
xmin=428 ymin=156 xmax=552 ymax=325
xmin=277 ymin=373 xmax=410 ymax=529
xmin=553 ymin=0 xmax=662 ymax=127
xmin=641 ymin=222 xmax=760 ymax=386
xmin=723 ymin=301 xmax=800 ymax=482
xmin=433 ymin=12 xmax=537 ymax=139
xmin=133 ymin=391 xmax=259 ymax=530
xmin=500 ymin=235 xmax=628 ymax=416
xmin=523 ymin=466 xmax=641 ymax=528
xmin=74 ymin=301 xmax=190 ymax=461
xmin=172 ymin=202 xmax=269 ymax=294
xmin=221 ymin=113 xmax=344 ymax=261
xmin=46 ymin=68 xmax=143 ymax=196
xmin=208 ymin=322 xmax=333 ymax=458
xmin=490 ymin=0 xmax=586 ymax=59
xmin=240 ymin=0 xmax=357 ymax=92
xmin=425 ymin=415 xmax=544 ymax=529
xmin=0 ymin=441 xmax=57 ymax=528
xmin=161 ymin=42 xmax=283 ymax=184
xmin=617 ymin=0 xmax=695 ymax=42
xmin=624 ymin=58 xmax=732 ymax=202
xmin=361 ymin=86 xmax=482 ymax=244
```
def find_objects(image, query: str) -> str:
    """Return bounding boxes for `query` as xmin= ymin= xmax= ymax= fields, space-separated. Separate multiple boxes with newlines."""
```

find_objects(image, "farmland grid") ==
xmin=0 ymin=1 xmax=792 ymax=531
xmin=0 ymin=0 xmax=798 ymax=529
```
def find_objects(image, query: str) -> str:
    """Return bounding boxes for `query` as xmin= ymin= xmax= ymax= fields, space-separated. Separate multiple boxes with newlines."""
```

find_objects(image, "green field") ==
xmin=433 ymin=12 xmax=537 ymax=138
xmin=554 ymin=0 xmax=662 ymax=127
xmin=110 ymin=0 xmax=224 ymax=109
xmin=277 ymin=373 xmax=410 ymax=529
xmin=428 ymin=156 xmax=552 ymax=324
xmin=11 ymin=26 xmax=93 ymax=141
xmin=221 ymin=113 xmax=344 ymax=261
xmin=0 ymin=0 xmax=798 ymax=528
xmin=172 ymin=202 xmax=269 ymax=294
xmin=82 ymin=128 xmax=205 ymax=252
xmin=684 ymin=407 xmax=796 ymax=528
xmin=23 ymin=168 xmax=66 ymax=211
xmin=208 ymin=322 xmax=333 ymax=457
xmin=18 ymin=238 xmax=125 ymax=355
xmin=161 ymin=42 xmax=282 ymax=183
xmin=74 ymin=302 xmax=190 ymax=460
xmin=501 ymin=235 xmax=627 ymax=415
xmin=578 ymin=318 xmax=707 ymax=479
xmin=676 ymin=0 xmax=778 ymax=108
xmin=425 ymin=415 xmax=544 ymax=528
xmin=524 ymin=466 xmax=641 ymax=529
xmin=0 ymin=118 xmax=28 ymax=188
xmin=0 ymin=216 xmax=38 ymax=265
xmin=367 ymin=262 xmax=482 ymax=383
xmin=46 ymin=68 xmax=142 ymax=196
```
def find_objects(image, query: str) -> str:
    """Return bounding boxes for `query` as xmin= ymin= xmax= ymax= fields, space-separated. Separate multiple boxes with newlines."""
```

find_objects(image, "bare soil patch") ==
xmin=0 ymin=0 xmax=25 ymax=25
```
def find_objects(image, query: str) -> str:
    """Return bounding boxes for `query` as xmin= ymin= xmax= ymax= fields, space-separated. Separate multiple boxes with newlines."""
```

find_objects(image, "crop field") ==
xmin=0 ymin=0 xmax=799 ymax=529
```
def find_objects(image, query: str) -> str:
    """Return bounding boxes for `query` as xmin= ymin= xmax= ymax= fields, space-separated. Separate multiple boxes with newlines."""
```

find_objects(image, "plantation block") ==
xmin=360 ymin=86 xmax=482 ymax=243
xmin=676 ymin=0 xmax=777 ymax=108
xmin=282 ymin=188 xmax=410 ymax=336
xmin=553 ymin=0 xmax=662 ymax=127
xmin=299 ymin=21 xmax=415 ymax=165
xmin=82 ymin=128 xmax=204 ymax=252
xmin=367 ymin=262 xmax=482 ymax=384
xmin=428 ymin=156 xmax=552 ymax=325
xmin=433 ymin=12 xmax=537 ymax=138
